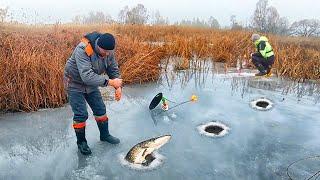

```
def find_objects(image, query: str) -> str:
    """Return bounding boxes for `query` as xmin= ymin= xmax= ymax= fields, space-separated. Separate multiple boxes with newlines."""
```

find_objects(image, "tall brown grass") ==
xmin=0 ymin=28 xmax=80 ymax=111
xmin=116 ymin=25 xmax=320 ymax=80
xmin=0 ymin=24 xmax=319 ymax=112
xmin=116 ymin=36 xmax=166 ymax=84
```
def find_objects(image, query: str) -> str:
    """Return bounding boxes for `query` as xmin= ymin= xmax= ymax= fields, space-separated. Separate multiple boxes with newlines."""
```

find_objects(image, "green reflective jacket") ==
xmin=254 ymin=36 xmax=274 ymax=59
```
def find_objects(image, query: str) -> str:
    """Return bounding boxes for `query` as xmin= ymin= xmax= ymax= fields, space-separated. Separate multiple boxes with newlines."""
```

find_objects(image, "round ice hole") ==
xmin=250 ymin=98 xmax=273 ymax=111
xmin=256 ymin=100 xmax=269 ymax=108
xmin=204 ymin=125 xmax=224 ymax=135
xmin=197 ymin=122 xmax=230 ymax=137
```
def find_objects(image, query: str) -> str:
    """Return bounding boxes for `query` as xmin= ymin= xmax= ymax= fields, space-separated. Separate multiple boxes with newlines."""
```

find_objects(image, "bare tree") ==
xmin=118 ymin=4 xmax=149 ymax=24
xmin=84 ymin=11 xmax=105 ymax=24
xmin=208 ymin=16 xmax=220 ymax=29
xmin=0 ymin=7 xmax=8 ymax=23
xmin=179 ymin=19 xmax=192 ymax=26
xmin=252 ymin=0 xmax=268 ymax=32
xmin=73 ymin=11 xmax=113 ymax=24
xmin=151 ymin=10 xmax=168 ymax=25
xmin=265 ymin=6 xmax=280 ymax=33
xmin=118 ymin=5 xmax=129 ymax=24
xmin=290 ymin=19 xmax=320 ymax=37
xmin=193 ymin=17 xmax=208 ymax=27
xmin=230 ymin=15 xmax=243 ymax=30
xmin=72 ymin=15 xmax=84 ymax=24
xmin=178 ymin=18 xmax=208 ymax=28
xmin=251 ymin=0 xmax=289 ymax=35
xmin=177 ymin=17 xmax=220 ymax=29
xmin=277 ymin=17 xmax=290 ymax=35
xmin=230 ymin=15 xmax=237 ymax=27
xmin=265 ymin=6 xmax=290 ymax=35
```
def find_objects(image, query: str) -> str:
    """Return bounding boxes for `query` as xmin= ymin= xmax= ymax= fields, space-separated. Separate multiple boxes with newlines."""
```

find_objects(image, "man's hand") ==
xmin=115 ymin=87 xmax=122 ymax=101
xmin=109 ymin=78 xmax=122 ymax=89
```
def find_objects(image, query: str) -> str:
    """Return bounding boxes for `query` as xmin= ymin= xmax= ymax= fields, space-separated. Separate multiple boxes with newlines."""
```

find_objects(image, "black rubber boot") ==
xmin=255 ymin=64 xmax=267 ymax=76
xmin=97 ymin=121 xmax=120 ymax=144
xmin=265 ymin=68 xmax=272 ymax=77
xmin=255 ymin=71 xmax=267 ymax=76
xmin=75 ymin=128 xmax=92 ymax=155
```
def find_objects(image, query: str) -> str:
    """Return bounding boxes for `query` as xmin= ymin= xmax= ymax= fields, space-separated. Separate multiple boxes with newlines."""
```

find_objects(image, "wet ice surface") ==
xmin=1 ymin=62 xmax=320 ymax=180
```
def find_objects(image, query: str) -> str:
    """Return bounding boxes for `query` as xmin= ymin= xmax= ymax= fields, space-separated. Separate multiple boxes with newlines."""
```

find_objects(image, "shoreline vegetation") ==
xmin=0 ymin=24 xmax=319 ymax=112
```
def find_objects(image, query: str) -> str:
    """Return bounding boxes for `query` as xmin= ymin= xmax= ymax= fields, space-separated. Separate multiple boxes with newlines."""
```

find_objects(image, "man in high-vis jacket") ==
xmin=64 ymin=32 xmax=122 ymax=155
xmin=251 ymin=34 xmax=275 ymax=76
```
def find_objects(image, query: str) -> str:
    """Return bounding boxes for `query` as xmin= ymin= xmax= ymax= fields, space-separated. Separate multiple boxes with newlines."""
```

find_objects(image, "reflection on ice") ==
xmin=161 ymin=59 xmax=320 ymax=102
xmin=214 ymin=72 xmax=256 ymax=78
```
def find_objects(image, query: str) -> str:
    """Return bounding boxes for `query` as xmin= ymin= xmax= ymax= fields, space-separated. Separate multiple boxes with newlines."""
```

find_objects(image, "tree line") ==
xmin=72 ymin=0 xmax=319 ymax=37
xmin=1 ymin=0 xmax=319 ymax=37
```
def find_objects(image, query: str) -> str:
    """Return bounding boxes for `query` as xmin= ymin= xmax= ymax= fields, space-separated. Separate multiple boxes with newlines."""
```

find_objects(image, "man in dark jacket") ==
xmin=251 ymin=34 xmax=275 ymax=77
xmin=64 ymin=32 xmax=122 ymax=155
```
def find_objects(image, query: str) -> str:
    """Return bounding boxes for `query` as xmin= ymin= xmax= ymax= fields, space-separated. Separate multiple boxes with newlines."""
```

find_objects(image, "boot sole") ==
xmin=100 ymin=140 xmax=120 ymax=144
xmin=100 ymin=138 xmax=120 ymax=144
xmin=78 ymin=149 xmax=92 ymax=155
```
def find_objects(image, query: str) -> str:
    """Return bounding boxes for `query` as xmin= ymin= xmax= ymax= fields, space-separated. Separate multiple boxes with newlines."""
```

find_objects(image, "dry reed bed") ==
xmin=115 ymin=25 xmax=320 ymax=80
xmin=0 ymin=30 xmax=79 ymax=111
xmin=0 ymin=26 xmax=167 ymax=111
xmin=116 ymin=36 xmax=167 ymax=84
xmin=0 ymin=24 xmax=319 ymax=112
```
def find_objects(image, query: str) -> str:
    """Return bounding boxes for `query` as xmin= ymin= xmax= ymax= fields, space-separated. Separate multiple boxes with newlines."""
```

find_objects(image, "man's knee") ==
xmin=86 ymin=90 xmax=106 ymax=116
xmin=267 ymin=56 xmax=275 ymax=66
xmin=252 ymin=57 xmax=260 ymax=66
xmin=94 ymin=103 xmax=106 ymax=116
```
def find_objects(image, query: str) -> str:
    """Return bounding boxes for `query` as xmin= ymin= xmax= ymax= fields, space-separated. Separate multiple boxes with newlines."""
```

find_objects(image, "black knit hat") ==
xmin=97 ymin=33 xmax=115 ymax=50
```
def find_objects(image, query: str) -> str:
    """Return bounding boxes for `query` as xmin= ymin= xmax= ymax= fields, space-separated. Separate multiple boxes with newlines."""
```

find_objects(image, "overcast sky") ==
xmin=0 ymin=0 xmax=319 ymax=26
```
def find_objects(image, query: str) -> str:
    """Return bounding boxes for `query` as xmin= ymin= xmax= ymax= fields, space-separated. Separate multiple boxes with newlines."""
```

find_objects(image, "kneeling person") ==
xmin=251 ymin=34 xmax=275 ymax=76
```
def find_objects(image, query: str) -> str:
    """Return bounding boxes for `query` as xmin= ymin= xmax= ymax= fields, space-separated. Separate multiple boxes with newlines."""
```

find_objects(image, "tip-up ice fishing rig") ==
xmin=149 ymin=93 xmax=198 ymax=112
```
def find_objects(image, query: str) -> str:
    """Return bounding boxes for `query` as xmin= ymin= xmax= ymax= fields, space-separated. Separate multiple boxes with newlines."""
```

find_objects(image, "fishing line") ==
xmin=286 ymin=155 xmax=320 ymax=180
xmin=149 ymin=93 xmax=197 ymax=116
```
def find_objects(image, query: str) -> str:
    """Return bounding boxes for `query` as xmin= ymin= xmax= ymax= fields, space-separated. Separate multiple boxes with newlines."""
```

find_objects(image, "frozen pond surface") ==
xmin=1 ymin=62 xmax=320 ymax=180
